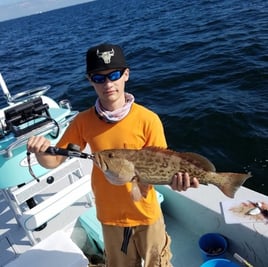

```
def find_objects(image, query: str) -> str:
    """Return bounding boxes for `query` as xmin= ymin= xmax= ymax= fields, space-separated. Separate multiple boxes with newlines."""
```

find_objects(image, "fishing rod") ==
xmin=45 ymin=145 xmax=94 ymax=159
xmin=27 ymin=143 xmax=95 ymax=181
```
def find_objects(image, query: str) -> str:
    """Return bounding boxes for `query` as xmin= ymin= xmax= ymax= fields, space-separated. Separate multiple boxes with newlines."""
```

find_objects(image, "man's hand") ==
xmin=27 ymin=135 xmax=51 ymax=154
xmin=170 ymin=172 xmax=199 ymax=191
xmin=27 ymin=136 xmax=65 ymax=168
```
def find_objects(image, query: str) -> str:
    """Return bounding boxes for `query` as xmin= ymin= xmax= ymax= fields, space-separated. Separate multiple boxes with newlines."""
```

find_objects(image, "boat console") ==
xmin=3 ymin=96 xmax=51 ymax=137
xmin=0 ymin=85 xmax=78 ymax=188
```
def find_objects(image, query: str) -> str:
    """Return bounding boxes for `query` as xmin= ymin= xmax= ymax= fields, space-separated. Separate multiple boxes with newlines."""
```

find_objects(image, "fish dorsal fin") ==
xmin=142 ymin=146 xmax=183 ymax=158
xmin=179 ymin=152 xmax=216 ymax=172
xmin=143 ymin=146 xmax=174 ymax=155
xmin=142 ymin=147 xmax=216 ymax=172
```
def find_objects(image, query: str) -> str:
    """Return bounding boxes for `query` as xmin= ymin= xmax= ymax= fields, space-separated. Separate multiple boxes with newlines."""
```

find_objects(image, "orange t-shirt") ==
xmin=57 ymin=103 xmax=167 ymax=226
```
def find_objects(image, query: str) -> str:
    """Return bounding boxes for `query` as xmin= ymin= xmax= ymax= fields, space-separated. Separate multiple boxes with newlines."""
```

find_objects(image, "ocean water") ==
xmin=0 ymin=0 xmax=267 ymax=194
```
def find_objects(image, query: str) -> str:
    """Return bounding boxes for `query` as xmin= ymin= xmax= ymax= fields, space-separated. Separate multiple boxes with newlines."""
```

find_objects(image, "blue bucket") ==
xmin=200 ymin=259 xmax=240 ymax=267
xmin=199 ymin=233 xmax=228 ymax=261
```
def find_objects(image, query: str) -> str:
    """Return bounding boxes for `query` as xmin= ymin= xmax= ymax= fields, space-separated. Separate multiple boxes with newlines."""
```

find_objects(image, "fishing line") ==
xmin=27 ymin=144 xmax=94 ymax=181
xmin=27 ymin=151 xmax=40 ymax=182
xmin=26 ymin=115 xmax=60 ymax=182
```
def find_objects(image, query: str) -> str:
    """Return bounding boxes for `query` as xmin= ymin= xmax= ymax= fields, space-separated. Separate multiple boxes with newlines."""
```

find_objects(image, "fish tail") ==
xmin=216 ymin=172 xmax=251 ymax=198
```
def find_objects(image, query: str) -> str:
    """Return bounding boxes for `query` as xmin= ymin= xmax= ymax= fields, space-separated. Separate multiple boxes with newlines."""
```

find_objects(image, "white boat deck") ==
xmin=156 ymin=184 xmax=268 ymax=267
xmin=0 ymin=182 xmax=92 ymax=265
xmin=165 ymin=214 xmax=202 ymax=266
xmin=0 ymin=187 xmax=204 ymax=267
xmin=1 ymin=163 xmax=268 ymax=267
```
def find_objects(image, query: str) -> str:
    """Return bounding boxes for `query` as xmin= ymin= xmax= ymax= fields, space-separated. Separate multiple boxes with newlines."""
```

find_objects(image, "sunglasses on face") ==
xmin=90 ymin=69 xmax=125 ymax=84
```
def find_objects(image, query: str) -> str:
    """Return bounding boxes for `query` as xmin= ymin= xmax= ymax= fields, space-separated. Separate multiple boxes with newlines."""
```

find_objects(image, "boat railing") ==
xmin=0 ymin=110 xmax=78 ymax=158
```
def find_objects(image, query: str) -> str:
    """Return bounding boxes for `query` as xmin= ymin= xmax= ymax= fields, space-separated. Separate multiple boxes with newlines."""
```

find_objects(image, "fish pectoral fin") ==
xmin=130 ymin=176 xmax=151 ymax=200
xmin=132 ymin=170 xmax=151 ymax=198
xmin=131 ymin=177 xmax=143 ymax=201
xmin=137 ymin=182 xmax=151 ymax=198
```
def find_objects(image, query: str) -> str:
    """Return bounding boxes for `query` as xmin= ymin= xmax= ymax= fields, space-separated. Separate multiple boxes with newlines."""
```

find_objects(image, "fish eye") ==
xmin=108 ymin=153 xmax=114 ymax=158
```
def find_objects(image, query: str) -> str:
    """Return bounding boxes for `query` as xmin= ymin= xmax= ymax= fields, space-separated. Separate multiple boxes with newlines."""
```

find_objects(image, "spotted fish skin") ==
xmin=92 ymin=147 xmax=251 ymax=198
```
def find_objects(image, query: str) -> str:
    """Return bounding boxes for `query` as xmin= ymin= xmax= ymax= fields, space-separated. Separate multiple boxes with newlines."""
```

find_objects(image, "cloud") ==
xmin=0 ymin=0 xmax=22 ymax=7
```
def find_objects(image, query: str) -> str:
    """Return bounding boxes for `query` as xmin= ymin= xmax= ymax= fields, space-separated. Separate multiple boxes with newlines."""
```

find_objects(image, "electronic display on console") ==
xmin=4 ymin=97 xmax=51 ymax=137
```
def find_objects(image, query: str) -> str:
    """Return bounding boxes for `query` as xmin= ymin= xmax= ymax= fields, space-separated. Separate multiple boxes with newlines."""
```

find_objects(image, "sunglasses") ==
xmin=90 ymin=69 xmax=125 ymax=84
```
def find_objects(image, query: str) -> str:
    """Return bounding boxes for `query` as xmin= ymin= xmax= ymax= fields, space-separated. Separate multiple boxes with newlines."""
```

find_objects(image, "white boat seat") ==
xmin=19 ymin=174 xmax=91 ymax=231
xmin=5 ymin=231 xmax=89 ymax=267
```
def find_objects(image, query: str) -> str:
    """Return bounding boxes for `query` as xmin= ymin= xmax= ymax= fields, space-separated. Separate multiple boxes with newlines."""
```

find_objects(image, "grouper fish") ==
xmin=92 ymin=147 xmax=251 ymax=200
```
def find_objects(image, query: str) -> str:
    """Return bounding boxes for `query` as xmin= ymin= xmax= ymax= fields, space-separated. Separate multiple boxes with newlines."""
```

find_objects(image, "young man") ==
xmin=27 ymin=43 xmax=199 ymax=267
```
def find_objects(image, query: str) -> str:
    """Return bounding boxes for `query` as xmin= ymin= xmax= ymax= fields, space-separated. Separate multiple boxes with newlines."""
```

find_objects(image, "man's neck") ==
xmin=100 ymin=97 xmax=126 ymax=111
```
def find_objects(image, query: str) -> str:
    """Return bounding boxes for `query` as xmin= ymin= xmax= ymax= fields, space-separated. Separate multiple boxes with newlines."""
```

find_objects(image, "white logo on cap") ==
xmin=96 ymin=49 xmax=114 ymax=64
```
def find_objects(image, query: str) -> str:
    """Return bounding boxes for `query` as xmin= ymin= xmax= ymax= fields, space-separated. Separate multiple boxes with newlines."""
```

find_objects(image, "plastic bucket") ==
xmin=200 ymin=258 xmax=240 ymax=267
xmin=199 ymin=233 xmax=228 ymax=261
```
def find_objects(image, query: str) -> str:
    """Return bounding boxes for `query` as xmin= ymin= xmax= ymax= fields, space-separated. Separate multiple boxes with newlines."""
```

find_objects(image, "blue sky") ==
xmin=0 ymin=0 xmax=94 ymax=22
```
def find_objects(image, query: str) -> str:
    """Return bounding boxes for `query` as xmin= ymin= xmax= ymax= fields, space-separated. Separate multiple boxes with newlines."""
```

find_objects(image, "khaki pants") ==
xmin=102 ymin=216 xmax=172 ymax=267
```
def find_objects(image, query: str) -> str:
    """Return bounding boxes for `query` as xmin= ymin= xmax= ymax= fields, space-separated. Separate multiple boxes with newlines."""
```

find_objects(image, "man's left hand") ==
xmin=170 ymin=172 xmax=199 ymax=191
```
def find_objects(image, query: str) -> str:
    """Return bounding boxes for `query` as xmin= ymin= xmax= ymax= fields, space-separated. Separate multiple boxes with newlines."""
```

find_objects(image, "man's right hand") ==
xmin=27 ymin=136 xmax=65 ymax=168
xmin=27 ymin=136 xmax=51 ymax=154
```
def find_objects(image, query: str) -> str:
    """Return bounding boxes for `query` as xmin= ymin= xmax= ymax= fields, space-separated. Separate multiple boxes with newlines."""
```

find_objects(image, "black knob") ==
xmin=46 ymin=176 xmax=54 ymax=184
xmin=67 ymin=143 xmax=81 ymax=152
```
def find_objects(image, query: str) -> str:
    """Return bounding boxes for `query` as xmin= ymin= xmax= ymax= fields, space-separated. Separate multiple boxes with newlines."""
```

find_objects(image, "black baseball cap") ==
xmin=86 ymin=44 xmax=128 ymax=74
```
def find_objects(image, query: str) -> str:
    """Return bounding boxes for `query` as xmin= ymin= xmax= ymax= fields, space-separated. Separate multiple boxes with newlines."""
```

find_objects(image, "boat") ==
xmin=0 ymin=72 xmax=267 ymax=267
